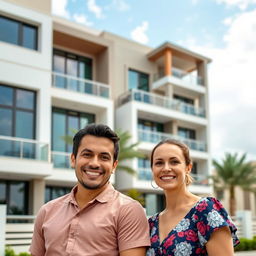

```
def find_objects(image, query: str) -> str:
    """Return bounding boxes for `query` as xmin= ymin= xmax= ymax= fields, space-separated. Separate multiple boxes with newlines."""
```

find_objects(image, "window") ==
xmin=0 ymin=180 xmax=28 ymax=215
xmin=53 ymin=49 xmax=93 ymax=91
xmin=45 ymin=186 xmax=71 ymax=202
xmin=0 ymin=15 xmax=37 ymax=50
xmin=128 ymin=69 xmax=149 ymax=91
xmin=192 ymin=162 xmax=198 ymax=174
xmin=178 ymin=127 xmax=196 ymax=140
xmin=138 ymin=158 xmax=151 ymax=181
xmin=0 ymin=85 xmax=36 ymax=157
xmin=174 ymin=94 xmax=194 ymax=105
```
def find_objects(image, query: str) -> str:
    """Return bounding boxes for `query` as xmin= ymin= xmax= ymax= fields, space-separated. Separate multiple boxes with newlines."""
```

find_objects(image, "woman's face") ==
xmin=152 ymin=143 xmax=191 ymax=191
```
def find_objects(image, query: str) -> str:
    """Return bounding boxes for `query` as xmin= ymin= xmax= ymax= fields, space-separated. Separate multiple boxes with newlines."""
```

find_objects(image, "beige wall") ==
xmin=3 ymin=0 xmax=51 ymax=14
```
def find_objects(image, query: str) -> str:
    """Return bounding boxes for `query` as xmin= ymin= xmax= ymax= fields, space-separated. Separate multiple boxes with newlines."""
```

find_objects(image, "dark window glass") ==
xmin=0 ymin=182 xmax=6 ymax=204
xmin=0 ymin=85 xmax=13 ymax=106
xmin=138 ymin=119 xmax=164 ymax=132
xmin=178 ymin=127 xmax=196 ymax=140
xmin=22 ymin=24 xmax=37 ymax=50
xmin=52 ymin=108 xmax=95 ymax=153
xmin=0 ymin=108 xmax=12 ymax=136
xmin=16 ymin=111 xmax=34 ymax=139
xmin=0 ymin=180 xmax=28 ymax=215
xmin=16 ymin=89 xmax=35 ymax=110
xmin=53 ymin=53 xmax=65 ymax=73
xmin=52 ymin=109 xmax=66 ymax=152
xmin=45 ymin=186 xmax=71 ymax=202
xmin=0 ymin=16 xmax=19 ymax=45
xmin=0 ymin=16 xmax=37 ymax=50
xmin=0 ymin=85 xmax=36 ymax=140
xmin=174 ymin=94 xmax=194 ymax=105
xmin=192 ymin=162 xmax=198 ymax=174
xmin=128 ymin=69 xmax=149 ymax=91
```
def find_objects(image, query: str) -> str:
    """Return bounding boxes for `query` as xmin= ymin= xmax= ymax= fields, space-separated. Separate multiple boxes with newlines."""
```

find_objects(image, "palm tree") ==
xmin=62 ymin=129 xmax=144 ymax=175
xmin=212 ymin=152 xmax=256 ymax=216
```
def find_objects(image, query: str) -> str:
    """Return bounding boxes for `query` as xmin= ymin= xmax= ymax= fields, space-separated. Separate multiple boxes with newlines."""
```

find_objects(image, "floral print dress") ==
xmin=147 ymin=197 xmax=239 ymax=256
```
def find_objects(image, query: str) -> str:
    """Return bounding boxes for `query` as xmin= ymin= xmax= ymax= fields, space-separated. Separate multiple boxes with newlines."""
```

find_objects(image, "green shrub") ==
xmin=235 ymin=237 xmax=256 ymax=251
xmin=5 ymin=246 xmax=31 ymax=256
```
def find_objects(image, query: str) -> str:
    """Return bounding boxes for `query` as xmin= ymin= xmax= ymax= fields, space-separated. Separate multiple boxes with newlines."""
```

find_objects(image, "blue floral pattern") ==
xmin=147 ymin=197 xmax=239 ymax=256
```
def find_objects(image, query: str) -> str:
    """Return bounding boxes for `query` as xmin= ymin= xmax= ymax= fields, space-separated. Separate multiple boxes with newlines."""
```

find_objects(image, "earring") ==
xmin=151 ymin=179 xmax=159 ymax=189
xmin=185 ymin=173 xmax=189 ymax=185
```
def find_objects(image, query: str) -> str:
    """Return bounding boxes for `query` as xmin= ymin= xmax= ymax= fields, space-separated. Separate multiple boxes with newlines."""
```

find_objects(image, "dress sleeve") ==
xmin=117 ymin=201 xmax=151 ymax=252
xmin=29 ymin=206 xmax=46 ymax=256
xmin=196 ymin=197 xmax=239 ymax=247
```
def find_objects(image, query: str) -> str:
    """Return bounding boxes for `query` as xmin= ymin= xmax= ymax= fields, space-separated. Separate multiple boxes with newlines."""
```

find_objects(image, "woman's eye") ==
xmin=154 ymin=161 xmax=162 ymax=166
xmin=170 ymin=160 xmax=179 ymax=165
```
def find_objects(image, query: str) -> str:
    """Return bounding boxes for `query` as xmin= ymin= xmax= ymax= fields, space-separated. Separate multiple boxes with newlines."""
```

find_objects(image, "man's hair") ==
xmin=72 ymin=123 xmax=120 ymax=161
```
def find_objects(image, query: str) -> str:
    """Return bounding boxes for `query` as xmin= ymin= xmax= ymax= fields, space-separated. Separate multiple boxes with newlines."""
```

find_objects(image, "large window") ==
xmin=0 ymin=85 xmax=36 ymax=157
xmin=0 ymin=15 xmax=37 ymax=50
xmin=53 ymin=49 xmax=93 ymax=91
xmin=128 ymin=69 xmax=149 ymax=91
xmin=52 ymin=107 xmax=95 ymax=152
xmin=178 ymin=127 xmax=196 ymax=140
xmin=45 ymin=186 xmax=71 ymax=202
xmin=0 ymin=180 xmax=28 ymax=215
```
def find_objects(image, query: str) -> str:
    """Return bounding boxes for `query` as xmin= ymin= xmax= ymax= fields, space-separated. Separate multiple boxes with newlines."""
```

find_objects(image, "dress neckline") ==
xmin=157 ymin=197 xmax=206 ymax=245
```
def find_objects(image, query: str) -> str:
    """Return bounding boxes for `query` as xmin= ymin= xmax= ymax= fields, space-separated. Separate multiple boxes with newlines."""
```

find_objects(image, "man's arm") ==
xmin=120 ymin=247 xmax=146 ymax=256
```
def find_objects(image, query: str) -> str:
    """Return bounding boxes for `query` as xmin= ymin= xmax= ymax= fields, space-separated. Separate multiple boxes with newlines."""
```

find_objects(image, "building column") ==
xmin=30 ymin=179 xmax=45 ymax=215
xmin=164 ymin=48 xmax=172 ymax=76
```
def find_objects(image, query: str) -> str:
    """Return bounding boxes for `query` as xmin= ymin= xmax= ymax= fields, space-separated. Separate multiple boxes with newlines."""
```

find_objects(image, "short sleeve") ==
xmin=29 ymin=206 xmax=46 ymax=256
xmin=196 ymin=197 xmax=239 ymax=247
xmin=117 ymin=201 xmax=150 ymax=252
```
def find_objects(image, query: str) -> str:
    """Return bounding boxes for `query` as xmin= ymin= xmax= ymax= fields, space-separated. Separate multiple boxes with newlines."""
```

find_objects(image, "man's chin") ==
xmin=78 ymin=179 xmax=109 ymax=190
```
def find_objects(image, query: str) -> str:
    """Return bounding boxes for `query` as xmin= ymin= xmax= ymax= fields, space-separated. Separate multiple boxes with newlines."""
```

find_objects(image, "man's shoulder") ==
xmin=41 ymin=193 xmax=71 ymax=211
xmin=113 ymin=190 xmax=141 ymax=208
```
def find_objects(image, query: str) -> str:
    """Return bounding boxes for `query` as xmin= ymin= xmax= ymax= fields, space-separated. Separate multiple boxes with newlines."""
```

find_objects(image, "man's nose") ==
xmin=89 ymin=156 xmax=100 ymax=167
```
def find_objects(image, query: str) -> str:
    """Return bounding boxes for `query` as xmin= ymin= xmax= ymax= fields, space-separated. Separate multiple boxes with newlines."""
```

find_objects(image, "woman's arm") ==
xmin=206 ymin=226 xmax=234 ymax=256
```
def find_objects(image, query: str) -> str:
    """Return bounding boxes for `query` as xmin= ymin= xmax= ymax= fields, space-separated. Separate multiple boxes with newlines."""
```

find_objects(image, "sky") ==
xmin=52 ymin=0 xmax=256 ymax=162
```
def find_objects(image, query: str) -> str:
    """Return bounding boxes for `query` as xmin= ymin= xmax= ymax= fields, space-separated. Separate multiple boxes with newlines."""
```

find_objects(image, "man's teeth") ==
xmin=161 ymin=176 xmax=176 ymax=180
xmin=86 ymin=171 xmax=100 ymax=176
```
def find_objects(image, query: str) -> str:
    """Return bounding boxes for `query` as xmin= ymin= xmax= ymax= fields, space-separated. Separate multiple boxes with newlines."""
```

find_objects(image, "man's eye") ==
xmin=101 ymin=155 xmax=110 ymax=160
xmin=82 ymin=153 xmax=91 ymax=158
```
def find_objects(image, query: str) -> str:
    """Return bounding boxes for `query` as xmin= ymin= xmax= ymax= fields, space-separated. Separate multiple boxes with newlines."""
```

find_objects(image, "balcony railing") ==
xmin=118 ymin=89 xmax=205 ymax=117
xmin=0 ymin=136 xmax=49 ymax=161
xmin=191 ymin=174 xmax=209 ymax=186
xmin=138 ymin=129 xmax=207 ymax=152
xmin=154 ymin=67 xmax=204 ymax=86
xmin=51 ymin=151 xmax=72 ymax=169
xmin=52 ymin=72 xmax=110 ymax=98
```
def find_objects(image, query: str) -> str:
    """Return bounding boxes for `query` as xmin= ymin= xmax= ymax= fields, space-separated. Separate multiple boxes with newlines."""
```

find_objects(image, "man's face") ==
xmin=71 ymin=135 xmax=118 ymax=191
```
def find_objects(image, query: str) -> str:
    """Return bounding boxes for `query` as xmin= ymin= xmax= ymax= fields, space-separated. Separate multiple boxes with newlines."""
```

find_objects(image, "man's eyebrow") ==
xmin=80 ymin=149 xmax=92 ymax=154
xmin=100 ymin=152 xmax=111 ymax=156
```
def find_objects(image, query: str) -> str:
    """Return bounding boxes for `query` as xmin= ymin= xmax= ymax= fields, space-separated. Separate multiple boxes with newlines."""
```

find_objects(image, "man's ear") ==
xmin=70 ymin=154 xmax=76 ymax=168
xmin=111 ymin=160 xmax=118 ymax=174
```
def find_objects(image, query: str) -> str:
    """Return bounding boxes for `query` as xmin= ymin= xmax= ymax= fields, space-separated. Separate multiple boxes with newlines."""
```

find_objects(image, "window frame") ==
xmin=0 ymin=15 xmax=38 ymax=50
xmin=128 ymin=69 xmax=149 ymax=91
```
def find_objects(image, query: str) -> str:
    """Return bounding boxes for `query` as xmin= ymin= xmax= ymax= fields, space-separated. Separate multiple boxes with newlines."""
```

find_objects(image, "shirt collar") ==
xmin=65 ymin=183 xmax=115 ymax=205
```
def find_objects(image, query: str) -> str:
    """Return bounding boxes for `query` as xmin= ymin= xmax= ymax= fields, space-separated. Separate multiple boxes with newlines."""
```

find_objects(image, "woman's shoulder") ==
xmin=148 ymin=212 xmax=160 ymax=223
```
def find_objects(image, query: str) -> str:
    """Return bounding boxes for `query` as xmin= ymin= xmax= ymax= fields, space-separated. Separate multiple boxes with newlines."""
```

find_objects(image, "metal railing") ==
xmin=154 ymin=67 xmax=204 ymax=86
xmin=0 ymin=136 xmax=49 ymax=161
xmin=138 ymin=130 xmax=207 ymax=152
xmin=51 ymin=151 xmax=72 ymax=169
xmin=118 ymin=89 xmax=206 ymax=117
xmin=191 ymin=174 xmax=209 ymax=186
xmin=52 ymin=72 xmax=110 ymax=98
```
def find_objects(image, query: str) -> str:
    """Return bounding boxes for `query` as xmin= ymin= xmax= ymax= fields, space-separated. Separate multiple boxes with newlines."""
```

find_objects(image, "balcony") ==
xmin=191 ymin=174 xmax=209 ymax=186
xmin=51 ymin=151 xmax=72 ymax=169
xmin=118 ymin=89 xmax=205 ymax=118
xmin=138 ymin=129 xmax=207 ymax=152
xmin=0 ymin=136 xmax=49 ymax=161
xmin=52 ymin=72 xmax=110 ymax=98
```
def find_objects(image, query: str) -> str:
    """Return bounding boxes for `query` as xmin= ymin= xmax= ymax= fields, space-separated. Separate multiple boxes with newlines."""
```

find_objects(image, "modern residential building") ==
xmin=0 ymin=0 xmax=212 ymax=239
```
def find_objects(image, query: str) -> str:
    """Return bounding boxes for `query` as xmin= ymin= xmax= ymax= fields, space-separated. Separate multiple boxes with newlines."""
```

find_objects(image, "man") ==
xmin=30 ymin=124 xmax=150 ymax=256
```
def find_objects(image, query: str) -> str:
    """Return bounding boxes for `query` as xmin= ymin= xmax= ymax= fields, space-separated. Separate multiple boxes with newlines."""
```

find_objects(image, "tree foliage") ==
xmin=212 ymin=152 xmax=256 ymax=215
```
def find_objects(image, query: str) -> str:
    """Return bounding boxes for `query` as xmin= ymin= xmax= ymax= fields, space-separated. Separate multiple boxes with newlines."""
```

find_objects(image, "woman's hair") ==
xmin=150 ymin=138 xmax=193 ymax=185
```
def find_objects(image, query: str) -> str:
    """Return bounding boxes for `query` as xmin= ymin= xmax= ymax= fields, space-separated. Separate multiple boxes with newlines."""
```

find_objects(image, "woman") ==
xmin=147 ymin=139 xmax=239 ymax=256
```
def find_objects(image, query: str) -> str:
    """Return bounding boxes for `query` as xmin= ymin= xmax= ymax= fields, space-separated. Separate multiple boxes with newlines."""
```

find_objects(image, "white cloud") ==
xmin=112 ymin=0 xmax=130 ymax=11
xmin=73 ymin=13 xmax=93 ymax=26
xmin=215 ymin=0 xmax=256 ymax=10
xmin=87 ymin=0 xmax=103 ymax=18
xmin=189 ymin=9 xmax=256 ymax=160
xmin=52 ymin=0 xmax=70 ymax=18
xmin=130 ymin=21 xmax=149 ymax=44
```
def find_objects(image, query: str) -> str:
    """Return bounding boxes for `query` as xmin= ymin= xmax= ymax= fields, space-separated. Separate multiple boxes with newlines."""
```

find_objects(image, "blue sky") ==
xmin=52 ymin=0 xmax=256 ymax=162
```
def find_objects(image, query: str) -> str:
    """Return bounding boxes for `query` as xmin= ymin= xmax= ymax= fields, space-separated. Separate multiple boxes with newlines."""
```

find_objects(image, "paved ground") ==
xmin=235 ymin=251 xmax=256 ymax=256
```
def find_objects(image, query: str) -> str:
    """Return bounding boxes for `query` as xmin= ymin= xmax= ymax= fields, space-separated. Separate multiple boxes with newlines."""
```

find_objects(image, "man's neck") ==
xmin=75 ymin=183 xmax=108 ymax=209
